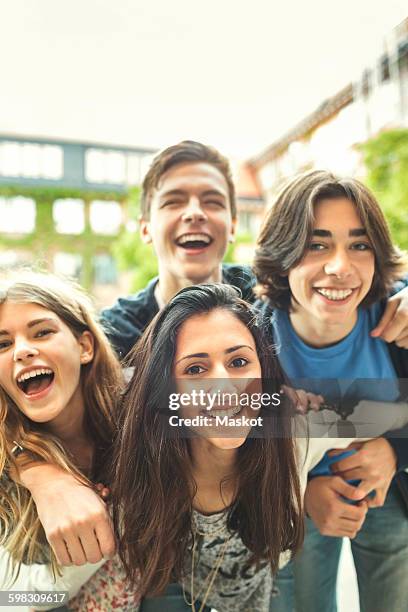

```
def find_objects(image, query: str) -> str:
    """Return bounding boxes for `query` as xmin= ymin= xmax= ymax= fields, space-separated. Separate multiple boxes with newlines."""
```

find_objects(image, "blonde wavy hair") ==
xmin=0 ymin=271 xmax=123 ymax=580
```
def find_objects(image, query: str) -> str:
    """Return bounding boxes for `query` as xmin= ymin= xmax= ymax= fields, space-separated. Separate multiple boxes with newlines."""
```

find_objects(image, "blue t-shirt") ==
xmin=271 ymin=303 xmax=399 ymax=486
xmin=272 ymin=302 xmax=399 ymax=403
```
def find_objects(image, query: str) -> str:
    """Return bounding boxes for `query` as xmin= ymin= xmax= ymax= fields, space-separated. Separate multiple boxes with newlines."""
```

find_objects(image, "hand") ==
xmin=20 ymin=463 xmax=115 ymax=566
xmin=329 ymin=438 xmax=397 ymax=507
xmin=94 ymin=482 xmax=111 ymax=501
xmin=304 ymin=476 xmax=368 ymax=538
xmin=281 ymin=385 xmax=324 ymax=414
xmin=371 ymin=287 xmax=408 ymax=348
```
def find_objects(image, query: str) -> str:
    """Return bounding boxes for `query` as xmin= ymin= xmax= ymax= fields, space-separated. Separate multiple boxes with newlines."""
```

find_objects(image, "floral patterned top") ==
xmin=66 ymin=556 xmax=140 ymax=611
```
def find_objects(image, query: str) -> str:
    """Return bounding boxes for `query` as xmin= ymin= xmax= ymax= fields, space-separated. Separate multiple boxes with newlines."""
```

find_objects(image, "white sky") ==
xmin=0 ymin=0 xmax=407 ymax=159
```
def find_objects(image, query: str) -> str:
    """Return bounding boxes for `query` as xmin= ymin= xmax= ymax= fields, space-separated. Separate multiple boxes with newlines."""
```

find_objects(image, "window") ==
xmin=42 ymin=145 xmax=63 ymax=179
xmin=85 ymin=149 xmax=105 ymax=182
xmin=85 ymin=148 xmax=153 ymax=185
xmin=0 ymin=142 xmax=20 ymax=176
xmin=238 ymin=210 xmax=262 ymax=236
xmin=140 ymin=154 xmax=155 ymax=182
xmin=126 ymin=153 xmax=141 ymax=185
xmin=398 ymin=41 xmax=408 ymax=73
xmin=0 ymin=141 xmax=63 ymax=179
xmin=90 ymin=200 xmax=122 ymax=235
xmin=21 ymin=144 xmax=41 ymax=177
xmin=106 ymin=151 xmax=126 ymax=183
xmin=0 ymin=196 xmax=36 ymax=233
xmin=53 ymin=252 xmax=82 ymax=280
xmin=0 ymin=251 xmax=18 ymax=268
xmin=0 ymin=250 xmax=32 ymax=270
xmin=238 ymin=211 xmax=251 ymax=234
xmin=361 ymin=69 xmax=372 ymax=97
xmin=53 ymin=199 xmax=85 ymax=234
xmin=93 ymin=253 xmax=118 ymax=285
xmin=379 ymin=55 xmax=390 ymax=83
xmin=85 ymin=149 xmax=126 ymax=184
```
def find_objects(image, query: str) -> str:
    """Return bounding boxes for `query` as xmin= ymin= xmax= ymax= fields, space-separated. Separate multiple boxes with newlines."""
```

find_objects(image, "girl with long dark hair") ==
xmin=112 ymin=283 xmax=391 ymax=611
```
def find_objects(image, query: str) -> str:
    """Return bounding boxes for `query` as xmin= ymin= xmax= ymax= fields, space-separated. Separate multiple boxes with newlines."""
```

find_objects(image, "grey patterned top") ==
xmin=180 ymin=433 xmax=358 ymax=612
xmin=182 ymin=510 xmax=281 ymax=612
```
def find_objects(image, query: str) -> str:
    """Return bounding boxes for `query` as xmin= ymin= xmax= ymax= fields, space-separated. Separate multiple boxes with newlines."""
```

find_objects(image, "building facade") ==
xmin=0 ymin=133 xmax=156 ymax=304
xmin=250 ymin=18 xmax=408 ymax=208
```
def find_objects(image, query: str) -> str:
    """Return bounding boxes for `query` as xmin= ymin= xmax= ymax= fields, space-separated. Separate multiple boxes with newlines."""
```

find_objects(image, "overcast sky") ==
xmin=0 ymin=0 xmax=407 ymax=159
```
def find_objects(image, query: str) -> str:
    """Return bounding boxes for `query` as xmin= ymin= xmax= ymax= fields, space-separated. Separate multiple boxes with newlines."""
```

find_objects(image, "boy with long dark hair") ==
xmin=254 ymin=170 xmax=408 ymax=612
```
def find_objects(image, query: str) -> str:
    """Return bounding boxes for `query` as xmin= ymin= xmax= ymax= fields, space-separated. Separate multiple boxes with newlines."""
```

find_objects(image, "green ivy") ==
xmin=0 ymin=184 xmax=126 ymax=289
xmin=0 ymin=184 xmax=124 ymax=202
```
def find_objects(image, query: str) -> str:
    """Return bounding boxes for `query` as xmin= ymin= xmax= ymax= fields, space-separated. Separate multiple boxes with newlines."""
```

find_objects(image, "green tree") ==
xmin=112 ymin=187 xmax=158 ymax=292
xmin=224 ymin=232 xmax=255 ymax=264
xmin=359 ymin=129 xmax=408 ymax=250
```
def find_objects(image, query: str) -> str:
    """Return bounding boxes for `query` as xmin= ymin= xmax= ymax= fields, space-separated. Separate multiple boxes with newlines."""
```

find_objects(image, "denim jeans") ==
xmin=272 ymin=482 xmax=408 ymax=612
xmin=139 ymin=583 xmax=211 ymax=612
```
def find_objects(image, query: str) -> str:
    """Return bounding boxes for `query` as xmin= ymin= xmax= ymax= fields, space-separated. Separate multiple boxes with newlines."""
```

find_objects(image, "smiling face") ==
xmin=288 ymin=197 xmax=375 ymax=339
xmin=140 ymin=162 xmax=236 ymax=287
xmin=173 ymin=308 xmax=262 ymax=450
xmin=0 ymin=301 xmax=94 ymax=430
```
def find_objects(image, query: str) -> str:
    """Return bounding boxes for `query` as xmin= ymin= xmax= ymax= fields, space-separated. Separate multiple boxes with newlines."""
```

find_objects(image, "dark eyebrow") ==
xmin=0 ymin=318 xmax=57 ymax=337
xmin=201 ymin=190 xmax=226 ymax=199
xmin=312 ymin=229 xmax=331 ymax=237
xmin=175 ymin=345 xmax=255 ymax=364
xmin=159 ymin=188 xmax=226 ymax=200
xmin=176 ymin=352 xmax=208 ymax=364
xmin=159 ymin=189 xmax=187 ymax=199
xmin=225 ymin=345 xmax=254 ymax=354
xmin=312 ymin=228 xmax=367 ymax=237
xmin=349 ymin=228 xmax=367 ymax=237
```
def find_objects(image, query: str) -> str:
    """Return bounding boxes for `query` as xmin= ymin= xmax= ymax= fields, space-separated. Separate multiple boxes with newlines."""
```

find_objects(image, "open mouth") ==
xmin=16 ymin=368 xmax=55 ymax=396
xmin=314 ymin=288 xmax=356 ymax=302
xmin=202 ymin=405 xmax=242 ymax=418
xmin=176 ymin=233 xmax=213 ymax=250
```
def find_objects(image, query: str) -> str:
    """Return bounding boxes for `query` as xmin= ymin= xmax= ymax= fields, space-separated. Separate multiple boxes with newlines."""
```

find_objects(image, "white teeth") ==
xmin=17 ymin=368 xmax=53 ymax=384
xmin=316 ymin=288 xmax=353 ymax=301
xmin=177 ymin=233 xmax=211 ymax=244
xmin=207 ymin=405 xmax=242 ymax=418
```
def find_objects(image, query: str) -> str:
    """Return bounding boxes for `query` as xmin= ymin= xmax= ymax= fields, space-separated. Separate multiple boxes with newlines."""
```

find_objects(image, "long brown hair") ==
xmin=0 ymin=271 xmax=123 ymax=576
xmin=254 ymin=170 xmax=407 ymax=309
xmin=113 ymin=284 xmax=303 ymax=596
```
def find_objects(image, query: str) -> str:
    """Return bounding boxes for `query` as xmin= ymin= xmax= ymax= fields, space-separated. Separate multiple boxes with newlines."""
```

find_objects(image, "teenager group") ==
xmin=1 ymin=141 xmax=408 ymax=611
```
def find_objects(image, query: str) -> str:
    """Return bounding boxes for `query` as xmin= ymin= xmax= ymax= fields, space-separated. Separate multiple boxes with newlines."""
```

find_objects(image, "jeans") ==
xmin=269 ymin=562 xmax=294 ymax=611
xmin=272 ymin=482 xmax=408 ymax=612
xmin=139 ymin=583 xmax=211 ymax=612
